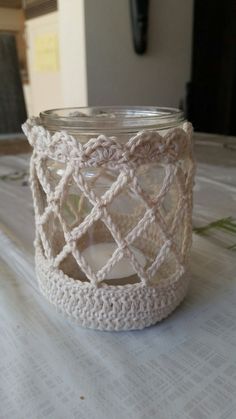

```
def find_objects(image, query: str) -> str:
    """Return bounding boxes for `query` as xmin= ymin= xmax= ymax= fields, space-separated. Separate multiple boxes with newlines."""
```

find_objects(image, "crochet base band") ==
xmin=36 ymin=248 xmax=189 ymax=331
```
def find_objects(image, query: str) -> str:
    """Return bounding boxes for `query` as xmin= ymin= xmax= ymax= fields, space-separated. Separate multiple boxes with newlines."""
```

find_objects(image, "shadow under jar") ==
xmin=24 ymin=106 xmax=195 ymax=331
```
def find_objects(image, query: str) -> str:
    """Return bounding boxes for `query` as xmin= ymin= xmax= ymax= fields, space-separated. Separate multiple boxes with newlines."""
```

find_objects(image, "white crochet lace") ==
xmin=23 ymin=118 xmax=195 ymax=330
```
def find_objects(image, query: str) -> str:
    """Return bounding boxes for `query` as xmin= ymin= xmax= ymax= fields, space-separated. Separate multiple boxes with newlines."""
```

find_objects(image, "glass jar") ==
xmin=38 ymin=106 xmax=189 ymax=287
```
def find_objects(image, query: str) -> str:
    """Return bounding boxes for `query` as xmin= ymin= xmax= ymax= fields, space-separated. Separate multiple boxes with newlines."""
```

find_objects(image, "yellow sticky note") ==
xmin=34 ymin=33 xmax=59 ymax=72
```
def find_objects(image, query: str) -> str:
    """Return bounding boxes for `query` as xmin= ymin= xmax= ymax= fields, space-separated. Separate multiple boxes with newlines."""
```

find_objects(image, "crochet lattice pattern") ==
xmin=23 ymin=118 xmax=195 ymax=331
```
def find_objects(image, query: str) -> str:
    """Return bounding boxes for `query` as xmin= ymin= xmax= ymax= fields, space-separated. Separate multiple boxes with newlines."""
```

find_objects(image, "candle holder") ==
xmin=23 ymin=107 xmax=195 ymax=331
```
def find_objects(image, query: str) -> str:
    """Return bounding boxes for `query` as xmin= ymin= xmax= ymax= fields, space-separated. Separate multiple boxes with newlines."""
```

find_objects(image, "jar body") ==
xmin=24 ymin=107 xmax=194 ymax=330
xmin=46 ymin=150 xmax=184 ymax=286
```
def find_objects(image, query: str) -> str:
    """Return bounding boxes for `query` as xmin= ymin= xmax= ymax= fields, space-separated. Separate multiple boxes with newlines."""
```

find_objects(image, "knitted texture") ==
xmin=22 ymin=118 xmax=195 ymax=331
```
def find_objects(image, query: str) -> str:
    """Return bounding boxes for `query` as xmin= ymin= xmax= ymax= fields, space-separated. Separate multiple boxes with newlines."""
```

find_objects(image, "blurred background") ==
xmin=0 ymin=0 xmax=236 ymax=136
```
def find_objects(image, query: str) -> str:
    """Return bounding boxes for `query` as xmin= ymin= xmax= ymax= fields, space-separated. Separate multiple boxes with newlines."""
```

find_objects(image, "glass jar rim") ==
xmin=40 ymin=106 xmax=185 ymax=133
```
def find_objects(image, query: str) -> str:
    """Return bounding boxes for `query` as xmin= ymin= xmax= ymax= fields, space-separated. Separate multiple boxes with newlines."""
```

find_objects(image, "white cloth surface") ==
xmin=0 ymin=134 xmax=236 ymax=419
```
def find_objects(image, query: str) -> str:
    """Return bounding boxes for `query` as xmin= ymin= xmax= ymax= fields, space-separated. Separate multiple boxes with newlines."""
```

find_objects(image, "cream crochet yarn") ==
xmin=23 ymin=118 xmax=195 ymax=331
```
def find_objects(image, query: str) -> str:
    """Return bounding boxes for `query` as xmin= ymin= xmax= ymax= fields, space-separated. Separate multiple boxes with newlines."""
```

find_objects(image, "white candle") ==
xmin=82 ymin=243 xmax=146 ymax=280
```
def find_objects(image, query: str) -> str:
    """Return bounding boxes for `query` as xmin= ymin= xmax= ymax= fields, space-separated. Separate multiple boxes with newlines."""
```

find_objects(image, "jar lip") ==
xmin=40 ymin=106 xmax=185 ymax=133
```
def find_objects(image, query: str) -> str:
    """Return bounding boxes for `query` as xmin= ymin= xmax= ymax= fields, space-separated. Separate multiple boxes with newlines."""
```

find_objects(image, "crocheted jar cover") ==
xmin=23 ymin=118 xmax=195 ymax=331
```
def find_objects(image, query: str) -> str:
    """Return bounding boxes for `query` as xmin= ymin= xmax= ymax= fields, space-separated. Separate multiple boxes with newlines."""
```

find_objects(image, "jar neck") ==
xmin=40 ymin=106 xmax=185 ymax=136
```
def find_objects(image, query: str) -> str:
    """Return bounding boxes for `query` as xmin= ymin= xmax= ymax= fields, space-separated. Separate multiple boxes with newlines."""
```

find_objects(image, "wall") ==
xmin=26 ymin=11 xmax=63 ymax=115
xmin=25 ymin=0 xmax=88 ymax=116
xmin=84 ymin=0 xmax=193 ymax=108
xmin=25 ymin=0 xmax=193 ymax=114
xmin=58 ymin=0 xmax=87 ymax=107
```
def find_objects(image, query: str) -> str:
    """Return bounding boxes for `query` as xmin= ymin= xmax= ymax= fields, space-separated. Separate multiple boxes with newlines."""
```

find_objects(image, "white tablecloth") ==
xmin=0 ymin=134 xmax=236 ymax=419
